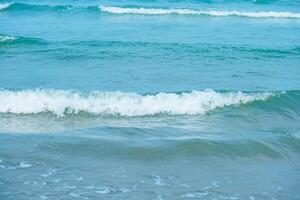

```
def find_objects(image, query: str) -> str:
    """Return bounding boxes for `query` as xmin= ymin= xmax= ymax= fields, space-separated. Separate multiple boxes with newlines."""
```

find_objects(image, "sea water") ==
xmin=0 ymin=0 xmax=300 ymax=199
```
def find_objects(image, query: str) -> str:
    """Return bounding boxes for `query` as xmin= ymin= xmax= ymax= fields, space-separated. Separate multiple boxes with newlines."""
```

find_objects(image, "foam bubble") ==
xmin=99 ymin=5 xmax=300 ymax=18
xmin=0 ymin=89 xmax=273 ymax=117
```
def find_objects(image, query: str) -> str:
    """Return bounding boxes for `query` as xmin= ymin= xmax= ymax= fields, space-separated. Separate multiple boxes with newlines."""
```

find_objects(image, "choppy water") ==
xmin=1 ymin=0 xmax=300 ymax=199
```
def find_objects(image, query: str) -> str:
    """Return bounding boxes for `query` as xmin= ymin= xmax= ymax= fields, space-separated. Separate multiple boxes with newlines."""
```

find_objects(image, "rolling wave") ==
xmin=0 ymin=89 xmax=274 ymax=117
xmin=1 ymin=3 xmax=300 ymax=18
xmin=0 ymin=34 xmax=46 ymax=46
xmin=0 ymin=2 xmax=79 ymax=11
xmin=0 ymin=2 xmax=12 ymax=10
xmin=0 ymin=34 xmax=300 ymax=57
xmin=99 ymin=5 xmax=300 ymax=18
xmin=0 ymin=35 xmax=17 ymax=42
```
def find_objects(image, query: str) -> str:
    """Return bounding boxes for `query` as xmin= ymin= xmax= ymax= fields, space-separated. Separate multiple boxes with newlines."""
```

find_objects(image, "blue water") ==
xmin=1 ymin=0 xmax=300 ymax=199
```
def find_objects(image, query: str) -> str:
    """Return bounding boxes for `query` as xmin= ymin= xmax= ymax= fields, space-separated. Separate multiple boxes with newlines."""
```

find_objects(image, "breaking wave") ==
xmin=0 ymin=89 xmax=274 ymax=117
xmin=0 ymin=2 xmax=77 ymax=11
xmin=0 ymin=2 xmax=12 ymax=10
xmin=99 ymin=5 xmax=300 ymax=18
xmin=1 ymin=3 xmax=300 ymax=18
xmin=0 ymin=35 xmax=17 ymax=42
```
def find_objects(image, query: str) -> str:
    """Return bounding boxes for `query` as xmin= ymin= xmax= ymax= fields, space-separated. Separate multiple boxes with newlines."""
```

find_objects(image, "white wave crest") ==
xmin=99 ymin=5 xmax=300 ymax=18
xmin=0 ymin=35 xmax=17 ymax=42
xmin=0 ymin=2 xmax=12 ymax=10
xmin=0 ymin=89 xmax=273 ymax=117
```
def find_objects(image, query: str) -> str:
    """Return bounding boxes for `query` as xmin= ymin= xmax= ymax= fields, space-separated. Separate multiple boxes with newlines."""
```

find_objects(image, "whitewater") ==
xmin=0 ymin=2 xmax=11 ymax=10
xmin=99 ymin=5 xmax=300 ymax=18
xmin=1 ymin=3 xmax=300 ymax=18
xmin=0 ymin=89 xmax=273 ymax=116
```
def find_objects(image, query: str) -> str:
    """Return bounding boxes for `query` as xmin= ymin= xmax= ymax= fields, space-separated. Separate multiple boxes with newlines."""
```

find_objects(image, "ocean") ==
xmin=0 ymin=0 xmax=300 ymax=199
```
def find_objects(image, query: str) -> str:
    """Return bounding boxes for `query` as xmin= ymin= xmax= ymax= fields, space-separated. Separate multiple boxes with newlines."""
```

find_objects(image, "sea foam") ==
xmin=0 ymin=2 xmax=12 ymax=10
xmin=0 ymin=35 xmax=17 ymax=42
xmin=99 ymin=5 xmax=300 ymax=18
xmin=0 ymin=89 xmax=272 ymax=116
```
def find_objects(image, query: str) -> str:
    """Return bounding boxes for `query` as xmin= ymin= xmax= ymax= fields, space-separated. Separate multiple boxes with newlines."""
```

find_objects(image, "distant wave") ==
xmin=0 ymin=35 xmax=17 ymax=42
xmin=99 ymin=5 xmax=300 ymax=18
xmin=0 ymin=34 xmax=46 ymax=46
xmin=1 ymin=36 xmax=298 ymax=58
xmin=1 ymin=3 xmax=300 ymax=18
xmin=0 ymin=2 xmax=78 ymax=11
xmin=0 ymin=89 xmax=274 ymax=117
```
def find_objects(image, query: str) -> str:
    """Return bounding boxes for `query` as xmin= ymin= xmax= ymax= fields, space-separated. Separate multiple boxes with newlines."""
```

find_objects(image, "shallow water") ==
xmin=1 ymin=0 xmax=300 ymax=199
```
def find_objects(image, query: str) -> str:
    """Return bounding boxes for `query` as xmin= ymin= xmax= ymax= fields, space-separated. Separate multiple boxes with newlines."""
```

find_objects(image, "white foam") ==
xmin=99 ymin=5 xmax=300 ymax=18
xmin=182 ymin=192 xmax=208 ymax=198
xmin=152 ymin=175 xmax=166 ymax=185
xmin=0 ymin=3 xmax=12 ymax=10
xmin=0 ymin=35 xmax=17 ymax=42
xmin=0 ymin=89 xmax=272 ymax=117
xmin=19 ymin=162 xmax=32 ymax=168
xmin=96 ymin=187 xmax=111 ymax=194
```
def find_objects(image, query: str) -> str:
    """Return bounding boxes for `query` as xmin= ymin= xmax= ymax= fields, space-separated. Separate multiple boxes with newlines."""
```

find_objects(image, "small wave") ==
xmin=0 ymin=2 xmax=75 ymax=12
xmin=0 ymin=89 xmax=273 ymax=117
xmin=2 ymin=3 xmax=300 ymax=19
xmin=99 ymin=5 xmax=300 ymax=18
xmin=0 ymin=34 xmax=46 ymax=46
xmin=0 ymin=35 xmax=17 ymax=42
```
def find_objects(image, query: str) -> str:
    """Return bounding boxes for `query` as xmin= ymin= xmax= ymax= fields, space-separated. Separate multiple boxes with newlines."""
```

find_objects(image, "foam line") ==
xmin=99 ymin=5 xmax=300 ymax=18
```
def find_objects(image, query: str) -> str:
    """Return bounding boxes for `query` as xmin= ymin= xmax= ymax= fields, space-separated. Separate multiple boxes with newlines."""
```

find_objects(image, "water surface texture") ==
xmin=1 ymin=0 xmax=300 ymax=199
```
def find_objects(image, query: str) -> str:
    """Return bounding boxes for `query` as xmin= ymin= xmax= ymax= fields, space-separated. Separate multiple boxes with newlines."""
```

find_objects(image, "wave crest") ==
xmin=2 ymin=3 xmax=300 ymax=18
xmin=0 ymin=34 xmax=46 ymax=46
xmin=99 ymin=5 xmax=300 ymax=18
xmin=0 ymin=35 xmax=17 ymax=42
xmin=0 ymin=2 xmax=76 ymax=12
xmin=0 ymin=89 xmax=273 ymax=117
xmin=0 ymin=2 xmax=12 ymax=10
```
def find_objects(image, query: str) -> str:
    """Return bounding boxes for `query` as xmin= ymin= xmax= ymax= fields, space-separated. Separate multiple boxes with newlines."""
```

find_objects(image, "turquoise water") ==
xmin=1 ymin=0 xmax=300 ymax=199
